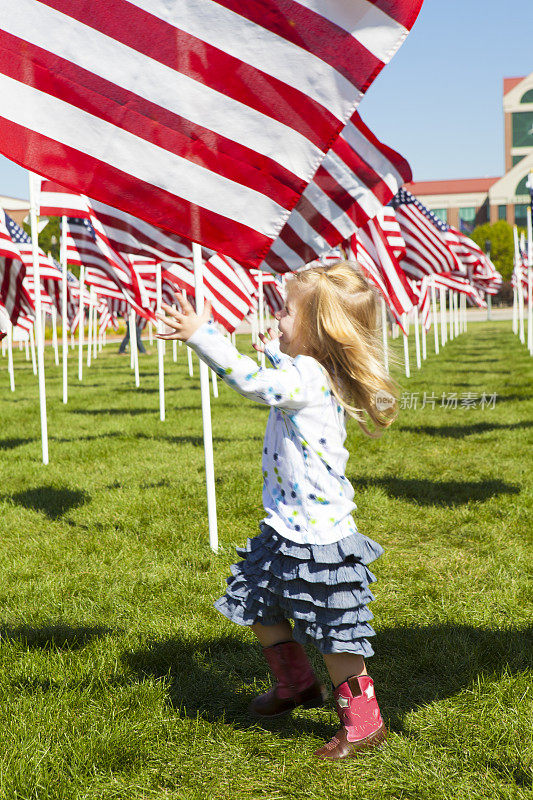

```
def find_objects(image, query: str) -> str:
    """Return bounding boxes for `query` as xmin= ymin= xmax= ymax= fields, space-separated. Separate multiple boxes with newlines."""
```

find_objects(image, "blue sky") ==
xmin=1 ymin=0 xmax=532 ymax=200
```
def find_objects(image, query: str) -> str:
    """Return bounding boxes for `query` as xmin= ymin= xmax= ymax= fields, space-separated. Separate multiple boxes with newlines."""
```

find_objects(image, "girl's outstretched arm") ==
xmin=156 ymin=297 xmax=313 ymax=410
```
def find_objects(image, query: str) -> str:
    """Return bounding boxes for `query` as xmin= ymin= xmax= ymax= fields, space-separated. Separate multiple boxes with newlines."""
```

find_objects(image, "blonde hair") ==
xmin=289 ymin=261 xmax=399 ymax=438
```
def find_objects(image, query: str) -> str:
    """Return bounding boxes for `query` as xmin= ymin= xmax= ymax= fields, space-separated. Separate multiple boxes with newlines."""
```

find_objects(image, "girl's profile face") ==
xmin=275 ymin=289 xmax=304 ymax=357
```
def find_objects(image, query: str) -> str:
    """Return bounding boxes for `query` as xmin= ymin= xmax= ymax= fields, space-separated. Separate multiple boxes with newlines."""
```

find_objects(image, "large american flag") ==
xmin=261 ymin=111 xmax=413 ymax=272
xmin=0 ymin=1 xmax=423 ymax=266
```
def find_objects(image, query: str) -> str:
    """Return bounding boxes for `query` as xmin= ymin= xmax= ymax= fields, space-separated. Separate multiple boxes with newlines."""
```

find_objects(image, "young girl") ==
xmin=157 ymin=262 xmax=398 ymax=761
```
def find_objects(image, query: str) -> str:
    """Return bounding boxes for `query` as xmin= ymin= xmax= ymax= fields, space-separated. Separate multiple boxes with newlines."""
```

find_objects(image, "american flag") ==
xmin=0 ymin=1 xmax=423 ymax=266
xmin=0 ymin=209 xmax=33 ymax=324
xmin=417 ymin=272 xmax=486 ymax=330
xmin=163 ymin=254 xmax=254 ymax=333
xmin=261 ymin=111 xmax=413 ymax=272
xmin=348 ymin=209 xmax=417 ymax=324
xmin=390 ymin=188 xmax=464 ymax=279
xmin=66 ymin=217 xmax=152 ymax=317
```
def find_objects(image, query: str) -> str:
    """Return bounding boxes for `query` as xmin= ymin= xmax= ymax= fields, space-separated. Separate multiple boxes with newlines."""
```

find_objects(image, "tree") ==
xmin=470 ymin=220 xmax=515 ymax=281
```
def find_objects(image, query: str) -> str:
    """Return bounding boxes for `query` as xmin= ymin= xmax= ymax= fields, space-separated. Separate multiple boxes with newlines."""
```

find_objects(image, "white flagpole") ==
xmin=148 ymin=320 xmax=153 ymax=346
xmin=454 ymin=292 xmax=459 ymax=337
xmin=192 ymin=242 xmax=218 ymax=553
xmin=78 ymin=265 xmax=85 ymax=381
xmin=257 ymin=270 xmax=265 ymax=369
xmin=93 ymin=302 xmax=98 ymax=360
xmin=421 ymin=312 xmax=427 ymax=360
xmin=512 ymin=283 xmax=518 ymax=335
xmin=130 ymin=309 xmax=140 ymax=387
xmin=514 ymin=226 xmax=525 ymax=344
xmin=30 ymin=324 xmax=37 ymax=374
xmin=431 ymin=279 xmax=440 ymax=354
xmin=402 ymin=313 xmax=410 ymax=378
xmin=413 ymin=306 xmax=421 ymax=369
xmin=51 ymin=306 xmax=59 ymax=365
xmin=7 ymin=321 xmax=15 ymax=392
xmin=60 ymin=216 xmax=68 ymax=403
xmin=172 ymin=306 xmax=178 ymax=362
xmin=527 ymin=205 xmax=533 ymax=356
xmin=440 ymin=287 xmax=446 ymax=346
xmin=156 ymin=264 xmax=165 ymax=421
xmin=448 ymin=290 xmax=454 ymax=341
xmin=29 ymin=173 xmax=48 ymax=465
xmin=183 ymin=290 xmax=194 ymax=377
xmin=211 ymin=369 xmax=219 ymax=398
xmin=87 ymin=288 xmax=93 ymax=367
xmin=380 ymin=298 xmax=389 ymax=373
xmin=129 ymin=311 xmax=135 ymax=371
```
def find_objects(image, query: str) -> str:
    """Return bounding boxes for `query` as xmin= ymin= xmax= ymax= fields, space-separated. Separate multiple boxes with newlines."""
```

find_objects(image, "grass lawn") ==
xmin=0 ymin=321 xmax=531 ymax=800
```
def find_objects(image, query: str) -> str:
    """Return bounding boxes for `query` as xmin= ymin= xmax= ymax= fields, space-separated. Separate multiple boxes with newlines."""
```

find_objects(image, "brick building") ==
xmin=404 ymin=72 xmax=533 ymax=232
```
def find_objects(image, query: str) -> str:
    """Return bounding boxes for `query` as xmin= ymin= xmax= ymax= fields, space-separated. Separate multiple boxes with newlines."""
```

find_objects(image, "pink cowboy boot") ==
xmin=314 ymin=674 xmax=387 ymax=759
xmin=250 ymin=640 xmax=327 ymax=719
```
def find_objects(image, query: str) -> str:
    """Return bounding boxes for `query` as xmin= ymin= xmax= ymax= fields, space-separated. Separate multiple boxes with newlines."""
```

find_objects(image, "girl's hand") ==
xmin=252 ymin=327 xmax=278 ymax=353
xmin=155 ymin=293 xmax=212 ymax=341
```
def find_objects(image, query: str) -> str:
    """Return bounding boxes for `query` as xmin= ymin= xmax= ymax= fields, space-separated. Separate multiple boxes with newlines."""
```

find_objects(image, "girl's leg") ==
xmin=323 ymin=652 xmax=367 ymax=687
xmin=315 ymin=651 xmax=385 ymax=760
xmin=248 ymin=620 xmax=326 ymax=718
xmin=251 ymin=620 xmax=293 ymax=647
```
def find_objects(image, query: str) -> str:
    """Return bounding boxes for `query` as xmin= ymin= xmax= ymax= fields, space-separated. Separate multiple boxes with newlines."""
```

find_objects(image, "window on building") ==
xmin=515 ymin=175 xmax=530 ymax=197
xmin=432 ymin=208 xmax=447 ymax=224
xmin=498 ymin=205 xmax=507 ymax=220
xmin=512 ymin=155 xmax=524 ymax=167
xmin=514 ymin=204 xmax=527 ymax=226
xmin=458 ymin=207 xmax=476 ymax=232
xmin=512 ymin=111 xmax=533 ymax=148
xmin=521 ymin=89 xmax=533 ymax=103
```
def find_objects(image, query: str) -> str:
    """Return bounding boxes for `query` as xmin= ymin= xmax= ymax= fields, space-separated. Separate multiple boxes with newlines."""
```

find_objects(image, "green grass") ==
xmin=0 ymin=322 xmax=532 ymax=800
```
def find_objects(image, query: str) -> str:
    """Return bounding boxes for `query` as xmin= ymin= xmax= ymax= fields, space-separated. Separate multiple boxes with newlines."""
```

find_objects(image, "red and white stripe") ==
xmin=0 ymin=1 xmax=422 ymax=266
xmin=392 ymin=203 xmax=463 ymax=279
xmin=262 ymin=111 xmax=413 ymax=272
xmin=418 ymin=272 xmax=486 ymax=329
xmin=163 ymin=253 xmax=254 ymax=333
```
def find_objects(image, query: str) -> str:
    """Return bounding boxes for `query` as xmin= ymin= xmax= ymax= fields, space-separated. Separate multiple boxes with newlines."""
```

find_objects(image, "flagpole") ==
xmin=131 ymin=309 xmax=140 ymax=387
xmin=60 ymin=216 xmax=68 ymax=403
xmin=421 ymin=311 xmax=427 ymax=360
xmin=257 ymin=269 xmax=266 ymax=369
xmin=183 ymin=290 xmax=194 ymax=377
xmin=30 ymin=324 xmax=37 ymax=374
xmin=527 ymin=204 xmax=533 ymax=356
xmin=29 ymin=172 xmax=49 ymax=465
xmin=514 ymin=226 xmax=525 ymax=344
xmin=380 ymin=297 xmax=389 ymax=373
xmin=51 ymin=306 xmax=59 ymax=365
xmin=87 ymin=287 xmax=93 ymax=367
xmin=413 ymin=307 xmax=421 ymax=368
xmin=156 ymin=263 xmax=165 ymax=421
xmin=402 ymin=313 xmax=410 ymax=378
xmin=193 ymin=242 xmax=218 ymax=553
xmin=7 ymin=320 xmax=15 ymax=392
xmin=431 ymin=278 xmax=439 ymax=354
xmin=440 ymin=287 xmax=446 ymax=347
xmin=78 ymin=265 xmax=85 ymax=380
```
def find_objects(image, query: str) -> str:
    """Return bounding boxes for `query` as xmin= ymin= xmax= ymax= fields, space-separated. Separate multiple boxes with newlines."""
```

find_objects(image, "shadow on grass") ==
xmin=0 ymin=437 xmax=35 ymax=450
xmin=0 ymin=621 xmax=112 ymax=651
xmin=399 ymin=421 xmax=533 ymax=438
xmin=348 ymin=476 xmax=520 ymax=506
xmin=122 ymin=623 xmax=533 ymax=741
xmin=4 ymin=486 xmax=90 ymax=519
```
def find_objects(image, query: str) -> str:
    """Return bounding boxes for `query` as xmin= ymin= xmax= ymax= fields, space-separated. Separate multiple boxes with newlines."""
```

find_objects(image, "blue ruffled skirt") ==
xmin=214 ymin=522 xmax=384 ymax=656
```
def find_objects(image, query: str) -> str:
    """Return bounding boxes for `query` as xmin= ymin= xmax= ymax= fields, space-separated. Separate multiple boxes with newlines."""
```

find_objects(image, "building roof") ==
xmin=405 ymin=177 xmax=501 ymax=196
xmin=503 ymin=76 xmax=526 ymax=95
